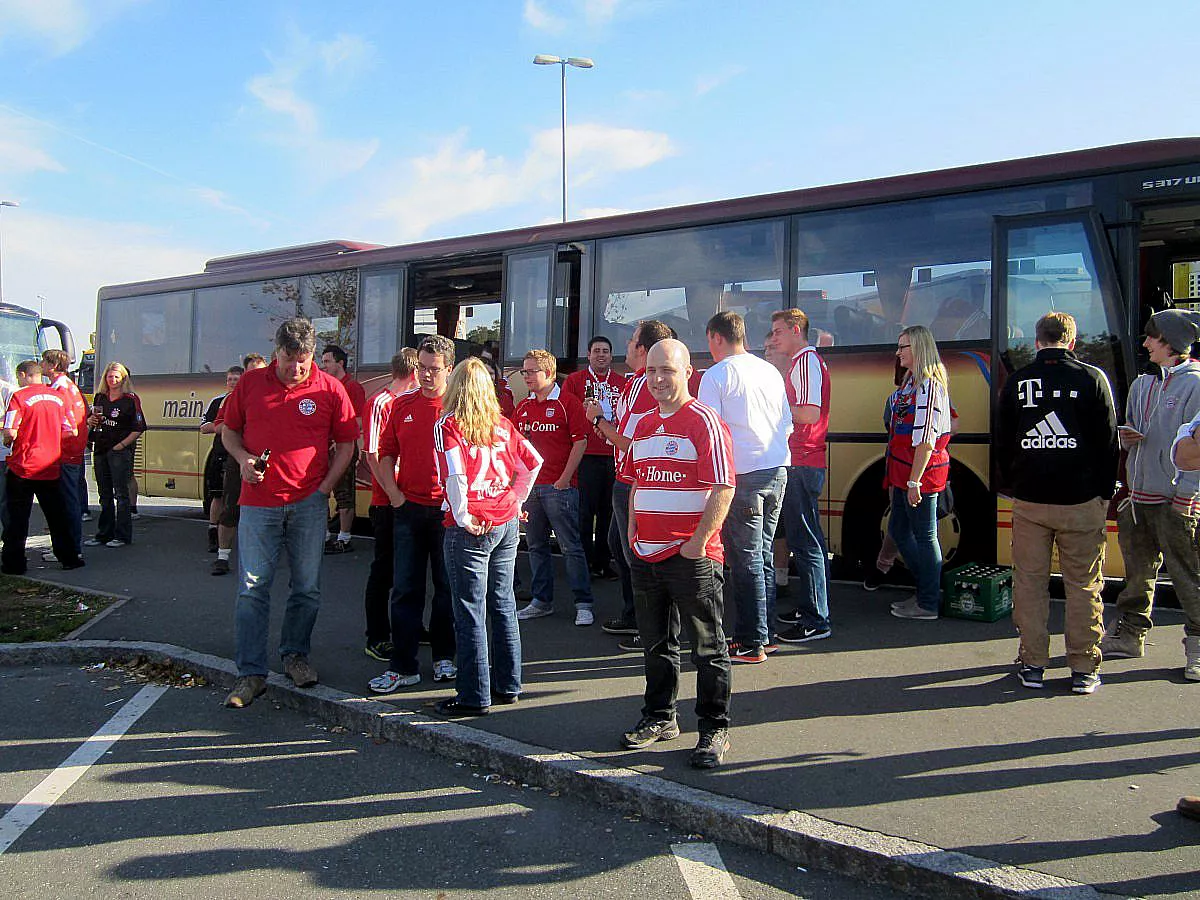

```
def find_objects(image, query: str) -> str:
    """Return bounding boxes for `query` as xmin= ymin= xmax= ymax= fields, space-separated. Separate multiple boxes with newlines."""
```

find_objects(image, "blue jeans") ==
xmin=234 ymin=490 xmax=329 ymax=676
xmin=59 ymin=462 xmax=83 ymax=554
xmin=722 ymin=466 xmax=786 ymax=648
xmin=609 ymin=480 xmax=635 ymax=622
xmin=524 ymin=484 xmax=594 ymax=610
xmin=783 ymin=465 xmax=830 ymax=630
xmin=888 ymin=487 xmax=942 ymax=612
xmin=95 ymin=447 xmax=134 ymax=544
xmin=445 ymin=518 xmax=522 ymax=708
xmin=390 ymin=501 xmax=454 ymax=675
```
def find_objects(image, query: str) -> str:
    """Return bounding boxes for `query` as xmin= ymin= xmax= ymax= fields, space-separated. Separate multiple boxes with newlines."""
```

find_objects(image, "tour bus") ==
xmin=95 ymin=138 xmax=1200 ymax=574
xmin=0 ymin=302 xmax=76 ymax=384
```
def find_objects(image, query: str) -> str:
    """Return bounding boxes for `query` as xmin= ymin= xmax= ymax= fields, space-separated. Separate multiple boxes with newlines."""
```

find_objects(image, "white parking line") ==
xmin=0 ymin=683 xmax=168 ymax=855
xmin=671 ymin=842 xmax=743 ymax=899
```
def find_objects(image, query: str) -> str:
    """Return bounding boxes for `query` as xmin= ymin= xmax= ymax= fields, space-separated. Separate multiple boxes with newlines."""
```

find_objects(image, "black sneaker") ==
xmin=690 ymin=728 xmax=730 ymax=769
xmin=211 ymin=557 xmax=230 ymax=576
xmin=1017 ymin=663 xmax=1044 ymax=689
xmin=621 ymin=716 xmax=681 ymax=749
xmin=777 ymin=623 xmax=831 ymax=644
xmin=776 ymin=608 xmax=803 ymax=626
xmin=364 ymin=641 xmax=393 ymax=662
xmin=602 ymin=617 xmax=638 ymax=635
xmin=618 ymin=634 xmax=643 ymax=652
xmin=1071 ymin=671 xmax=1101 ymax=694
xmin=324 ymin=537 xmax=352 ymax=554
xmin=862 ymin=566 xmax=885 ymax=591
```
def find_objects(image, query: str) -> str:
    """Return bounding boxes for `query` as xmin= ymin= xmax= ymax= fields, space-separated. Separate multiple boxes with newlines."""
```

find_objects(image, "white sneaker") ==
xmin=433 ymin=659 xmax=457 ymax=682
xmin=516 ymin=601 xmax=553 ymax=620
xmin=368 ymin=670 xmax=420 ymax=694
xmin=575 ymin=608 xmax=595 ymax=627
xmin=106 ymin=540 xmax=127 ymax=548
xmin=83 ymin=538 xmax=104 ymax=547
xmin=1185 ymin=635 xmax=1200 ymax=682
xmin=42 ymin=551 xmax=58 ymax=562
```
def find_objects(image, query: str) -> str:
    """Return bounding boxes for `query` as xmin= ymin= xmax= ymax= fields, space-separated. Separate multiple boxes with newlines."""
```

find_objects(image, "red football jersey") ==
xmin=561 ymin=366 xmax=625 ymax=456
xmin=364 ymin=385 xmax=405 ymax=506
xmin=4 ymin=385 xmax=74 ymax=480
xmin=378 ymin=391 xmax=444 ymax=507
xmin=221 ymin=362 xmax=358 ymax=507
xmin=435 ymin=415 xmax=542 ymax=528
xmin=513 ymin=385 xmax=589 ymax=486
xmin=50 ymin=374 xmax=89 ymax=466
xmin=614 ymin=369 xmax=658 ymax=486
xmin=785 ymin=346 xmax=830 ymax=468
xmin=621 ymin=399 xmax=735 ymax=564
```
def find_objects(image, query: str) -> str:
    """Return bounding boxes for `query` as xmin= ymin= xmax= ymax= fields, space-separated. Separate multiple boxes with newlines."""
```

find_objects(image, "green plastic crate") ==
xmin=941 ymin=563 xmax=1013 ymax=622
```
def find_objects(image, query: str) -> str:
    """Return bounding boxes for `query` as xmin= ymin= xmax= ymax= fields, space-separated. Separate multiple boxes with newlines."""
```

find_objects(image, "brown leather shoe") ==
xmin=1178 ymin=797 xmax=1200 ymax=821
xmin=282 ymin=654 xmax=318 ymax=688
xmin=224 ymin=675 xmax=267 ymax=709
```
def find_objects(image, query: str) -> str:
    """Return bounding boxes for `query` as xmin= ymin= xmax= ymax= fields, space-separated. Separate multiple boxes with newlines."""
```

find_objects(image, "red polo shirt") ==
xmin=221 ymin=362 xmax=358 ymax=507
xmin=340 ymin=373 xmax=367 ymax=436
xmin=378 ymin=390 xmax=444 ymax=507
xmin=561 ymin=366 xmax=625 ymax=456
xmin=4 ymin=385 xmax=74 ymax=480
xmin=513 ymin=384 xmax=589 ymax=486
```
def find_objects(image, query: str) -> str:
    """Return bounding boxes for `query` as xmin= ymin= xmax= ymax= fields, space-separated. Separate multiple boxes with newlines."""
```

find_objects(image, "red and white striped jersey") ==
xmin=614 ymin=368 xmax=658 ymax=486
xmin=621 ymin=399 xmax=734 ymax=564
xmin=434 ymin=415 xmax=543 ymax=528
xmin=364 ymin=385 xmax=407 ymax=506
xmin=785 ymin=345 xmax=830 ymax=468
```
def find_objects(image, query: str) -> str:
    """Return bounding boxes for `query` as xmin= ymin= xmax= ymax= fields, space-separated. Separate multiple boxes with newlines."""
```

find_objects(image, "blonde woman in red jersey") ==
xmin=433 ymin=358 xmax=542 ymax=717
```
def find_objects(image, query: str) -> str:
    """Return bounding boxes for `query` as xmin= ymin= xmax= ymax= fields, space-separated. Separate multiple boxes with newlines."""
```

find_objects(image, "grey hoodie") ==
xmin=1125 ymin=359 xmax=1200 ymax=513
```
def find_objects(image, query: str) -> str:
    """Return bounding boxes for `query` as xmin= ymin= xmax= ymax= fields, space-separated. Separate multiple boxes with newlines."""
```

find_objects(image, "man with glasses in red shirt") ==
xmin=514 ymin=349 xmax=596 ymax=626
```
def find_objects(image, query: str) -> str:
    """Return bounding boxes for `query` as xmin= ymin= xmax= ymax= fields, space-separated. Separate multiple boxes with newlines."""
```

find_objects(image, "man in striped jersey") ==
xmin=585 ymin=319 xmax=674 ymax=645
xmin=359 ymin=347 xmax=418 ymax=662
xmin=619 ymin=338 xmax=735 ymax=769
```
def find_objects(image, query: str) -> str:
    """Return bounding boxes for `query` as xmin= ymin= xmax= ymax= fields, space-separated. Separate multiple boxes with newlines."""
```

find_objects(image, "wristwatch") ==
xmin=906 ymin=480 xmax=921 ymax=489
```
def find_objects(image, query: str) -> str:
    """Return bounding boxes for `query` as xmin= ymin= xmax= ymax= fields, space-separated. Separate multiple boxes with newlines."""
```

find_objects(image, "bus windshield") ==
xmin=0 ymin=310 xmax=39 ymax=385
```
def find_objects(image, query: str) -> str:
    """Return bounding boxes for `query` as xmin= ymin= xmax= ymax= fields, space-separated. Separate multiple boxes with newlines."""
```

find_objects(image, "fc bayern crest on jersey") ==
xmin=546 ymin=407 xmax=555 ymax=417
xmin=664 ymin=439 xmax=679 ymax=455
xmin=298 ymin=398 xmax=317 ymax=416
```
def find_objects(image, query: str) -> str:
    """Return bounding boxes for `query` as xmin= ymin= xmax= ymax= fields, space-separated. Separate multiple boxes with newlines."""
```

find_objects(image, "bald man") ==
xmin=618 ymin=339 xmax=736 ymax=769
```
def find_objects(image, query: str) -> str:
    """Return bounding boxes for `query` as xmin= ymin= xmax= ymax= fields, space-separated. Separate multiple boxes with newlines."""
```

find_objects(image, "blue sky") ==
xmin=0 ymin=0 xmax=1197 ymax=345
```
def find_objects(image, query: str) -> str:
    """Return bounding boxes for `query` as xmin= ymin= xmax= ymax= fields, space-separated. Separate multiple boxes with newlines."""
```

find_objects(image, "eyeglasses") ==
xmin=417 ymin=365 xmax=444 ymax=376
xmin=896 ymin=343 xmax=912 ymax=350
xmin=520 ymin=368 xmax=544 ymax=377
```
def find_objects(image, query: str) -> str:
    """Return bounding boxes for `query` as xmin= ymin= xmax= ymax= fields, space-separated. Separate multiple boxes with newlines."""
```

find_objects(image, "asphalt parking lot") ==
xmin=0 ymin=663 xmax=902 ymax=899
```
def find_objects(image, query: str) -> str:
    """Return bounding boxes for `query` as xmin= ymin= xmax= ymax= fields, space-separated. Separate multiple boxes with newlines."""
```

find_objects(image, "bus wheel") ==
xmin=841 ymin=460 xmax=992 ymax=570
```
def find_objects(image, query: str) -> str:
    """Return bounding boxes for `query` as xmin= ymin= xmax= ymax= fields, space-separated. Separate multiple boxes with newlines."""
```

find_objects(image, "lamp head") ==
xmin=566 ymin=57 xmax=594 ymax=68
xmin=533 ymin=54 xmax=562 ymax=65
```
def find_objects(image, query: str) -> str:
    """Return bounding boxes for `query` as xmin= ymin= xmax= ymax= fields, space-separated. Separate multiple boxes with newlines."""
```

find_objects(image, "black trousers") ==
xmin=364 ymin=505 xmax=394 ymax=644
xmin=2 ymin=470 xmax=81 ymax=574
xmin=577 ymin=454 xmax=615 ymax=571
xmin=390 ymin=501 xmax=454 ymax=674
xmin=631 ymin=552 xmax=730 ymax=732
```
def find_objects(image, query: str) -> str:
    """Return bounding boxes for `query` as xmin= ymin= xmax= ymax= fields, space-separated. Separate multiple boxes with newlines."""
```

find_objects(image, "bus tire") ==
xmin=841 ymin=459 xmax=993 ymax=571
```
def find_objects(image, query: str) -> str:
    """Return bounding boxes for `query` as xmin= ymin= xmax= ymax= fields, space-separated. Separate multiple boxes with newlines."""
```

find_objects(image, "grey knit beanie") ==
xmin=1148 ymin=309 xmax=1200 ymax=356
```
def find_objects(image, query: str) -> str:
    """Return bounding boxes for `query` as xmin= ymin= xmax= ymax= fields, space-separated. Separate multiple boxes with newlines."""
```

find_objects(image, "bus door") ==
xmin=991 ymin=210 xmax=1129 ymax=566
xmin=1135 ymin=200 xmax=1200 ymax=334
xmin=502 ymin=244 xmax=588 ymax=396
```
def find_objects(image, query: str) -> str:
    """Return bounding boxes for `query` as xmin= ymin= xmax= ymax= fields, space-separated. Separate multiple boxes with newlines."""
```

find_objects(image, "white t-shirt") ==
xmin=697 ymin=351 xmax=791 ymax=475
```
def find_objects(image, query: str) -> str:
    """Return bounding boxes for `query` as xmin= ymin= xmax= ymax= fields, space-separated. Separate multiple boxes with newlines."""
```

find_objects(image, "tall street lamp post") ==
xmin=532 ymin=55 xmax=594 ymax=223
xmin=0 ymin=200 xmax=18 ymax=304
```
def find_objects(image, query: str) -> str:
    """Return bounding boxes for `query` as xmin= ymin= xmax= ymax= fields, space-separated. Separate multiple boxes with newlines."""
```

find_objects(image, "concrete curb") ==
xmin=0 ymin=640 xmax=1120 ymax=900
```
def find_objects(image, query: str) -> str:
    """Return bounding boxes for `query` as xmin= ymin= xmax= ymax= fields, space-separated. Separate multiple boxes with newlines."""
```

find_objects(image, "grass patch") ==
xmin=0 ymin=576 xmax=117 ymax=642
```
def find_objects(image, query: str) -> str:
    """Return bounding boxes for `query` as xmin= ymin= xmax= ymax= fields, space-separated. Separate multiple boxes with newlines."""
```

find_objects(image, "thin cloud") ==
xmin=696 ymin=64 xmax=746 ymax=97
xmin=358 ymin=123 xmax=674 ymax=241
xmin=0 ymin=0 xmax=145 ymax=55
xmin=524 ymin=0 xmax=565 ymax=33
xmin=244 ymin=28 xmax=380 ymax=180
xmin=0 ymin=111 xmax=65 ymax=175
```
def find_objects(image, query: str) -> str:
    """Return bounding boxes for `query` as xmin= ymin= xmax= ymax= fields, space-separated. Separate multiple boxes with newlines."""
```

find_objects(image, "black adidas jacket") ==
xmin=996 ymin=348 xmax=1119 ymax=505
